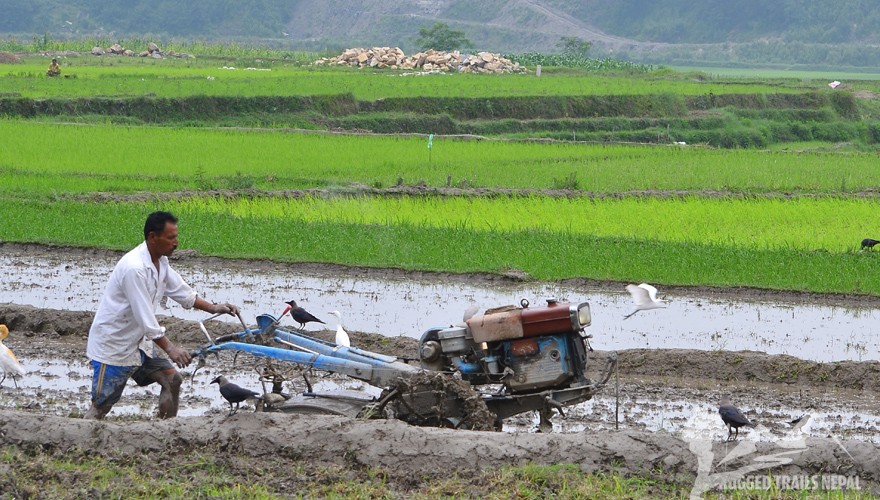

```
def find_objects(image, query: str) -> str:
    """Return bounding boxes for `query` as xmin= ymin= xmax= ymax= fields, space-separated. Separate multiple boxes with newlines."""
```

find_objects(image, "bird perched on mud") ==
xmin=328 ymin=310 xmax=350 ymax=347
xmin=284 ymin=300 xmax=325 ymax=330
xmin=211 ymin=375 xmax=261 ymax=415
xmin=861 ymin=238 xmax=880 ymax=250
xmin=623 ymin=283 xmax=668 ymax=320
xmin=719 ymin=394 xmax=755 ymax=441
xmin=0 ymin=324 xmax=25 ymax=388
xmin=787 ymin=413 xmax=814 ymax=434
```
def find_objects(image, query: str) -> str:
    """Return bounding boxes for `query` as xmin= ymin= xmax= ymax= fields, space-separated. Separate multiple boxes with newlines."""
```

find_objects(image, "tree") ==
xmin=556 ymin=36 xmax=592 ymax=57
xmin=414 ymin=22 xmax=473 ymax=51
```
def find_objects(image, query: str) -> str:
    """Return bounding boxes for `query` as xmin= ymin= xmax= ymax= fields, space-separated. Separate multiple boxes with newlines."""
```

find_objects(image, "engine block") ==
xmin=502 ymin=334 xmax=575 ymax=392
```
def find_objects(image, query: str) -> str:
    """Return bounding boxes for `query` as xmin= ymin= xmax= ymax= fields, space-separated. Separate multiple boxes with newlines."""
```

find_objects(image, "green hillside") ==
xmin=4 ymin=0 xmax=880 ymax=68
xmin=572 ymin=1 xmax=880 ymax=44
xmin=0 ymin=0 xmax=293 ymax=38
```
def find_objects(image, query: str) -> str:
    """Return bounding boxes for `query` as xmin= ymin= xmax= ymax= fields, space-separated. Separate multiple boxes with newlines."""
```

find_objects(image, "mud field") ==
xmin=2 ymin=244 xmax=880 ymax=494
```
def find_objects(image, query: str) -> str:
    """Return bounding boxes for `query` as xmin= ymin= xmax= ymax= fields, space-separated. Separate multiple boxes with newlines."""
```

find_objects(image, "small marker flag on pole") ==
xmin=427 ymin=133 xmax=434 ymax=162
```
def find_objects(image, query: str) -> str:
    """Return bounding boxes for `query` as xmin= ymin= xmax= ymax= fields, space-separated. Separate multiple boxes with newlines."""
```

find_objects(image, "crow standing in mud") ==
xmin=719 ymin=394 xmax=755 ymax=441
xmin=211 ymin=375 xmax=261 ymax=415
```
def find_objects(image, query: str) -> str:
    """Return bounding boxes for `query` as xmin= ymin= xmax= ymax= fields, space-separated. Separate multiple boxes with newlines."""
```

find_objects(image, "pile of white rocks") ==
xmin=90 ymin=42 xmax=192 ymax=59
xmin=315 ymin=47 xmax=526 ymax=73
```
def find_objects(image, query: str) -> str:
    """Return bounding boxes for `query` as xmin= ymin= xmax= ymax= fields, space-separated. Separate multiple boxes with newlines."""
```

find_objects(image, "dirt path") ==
xmin=66 ymin=184 xmax=880 ymax=205
xmin=1 ymin=411 xmax=877 ymax=494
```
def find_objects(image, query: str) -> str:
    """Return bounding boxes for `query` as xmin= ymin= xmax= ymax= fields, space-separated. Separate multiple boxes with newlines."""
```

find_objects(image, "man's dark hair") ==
xmin=144 ymin=211 xmax=178 ymax=240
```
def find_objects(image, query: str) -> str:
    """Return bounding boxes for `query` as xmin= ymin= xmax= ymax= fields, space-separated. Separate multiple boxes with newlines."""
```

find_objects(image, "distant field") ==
xmin=672 ymin=66 xmax=880 ymax=81
xmin=0 ymin=56 xmax=814 ymax=100
xmin=3 ymin=121 xmax=880 ymax=197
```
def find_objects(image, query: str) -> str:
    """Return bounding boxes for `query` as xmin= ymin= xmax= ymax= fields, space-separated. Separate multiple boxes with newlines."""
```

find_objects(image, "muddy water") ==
xmin=505 ymin=392 xmax=880 ymax=444
xmin=4 ymin=250 xmax=880 ymax=363
xmin=13 ymin=351 xmax=381 ymax=418
xmin=13 ymin=352 xmax=880 ymax=443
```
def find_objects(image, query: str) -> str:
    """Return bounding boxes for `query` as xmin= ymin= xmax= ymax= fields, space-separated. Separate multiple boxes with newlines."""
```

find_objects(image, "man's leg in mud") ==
xmin=87 ymin=360 xmax=136 ymax=420
xmin=150 ymin=368 xmax=183 ymax=418
xmin=84 ymin=402 xmax=112 ymax=420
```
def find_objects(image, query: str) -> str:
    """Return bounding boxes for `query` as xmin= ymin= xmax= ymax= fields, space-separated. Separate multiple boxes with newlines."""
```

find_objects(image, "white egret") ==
xmin=0 ymin=324 xmax=25 ymax=388
xmin=328 ymin=310 xmax=350 ymax=347
xmin=623 ymin=283 xmax=668 ymax=320
xmin=788 ymin=413 xmax=814 ymax=434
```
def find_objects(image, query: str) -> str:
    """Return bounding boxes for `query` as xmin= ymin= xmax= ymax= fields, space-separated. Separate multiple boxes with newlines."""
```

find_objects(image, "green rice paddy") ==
xmin=2 ymin=121 xmax=880 ymax=196
xmin=2 ymin=54 xmax=880 ymax=296
xmin=0 ymin=57 xmax=810 ymax=100
xmin=2 ymin=196 xmax=878 ymax=294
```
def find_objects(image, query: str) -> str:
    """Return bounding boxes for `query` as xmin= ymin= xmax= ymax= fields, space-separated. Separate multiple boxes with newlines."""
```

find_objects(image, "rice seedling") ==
xmin=176 ymin=194 xmax=880 ymax=253
xmin=3 ymin=121 xmax=880 ymax=198
xmin=3 ymin=196 xmax=880 ymax=295
xmin=0 ymin=56 xmax=809 ymax=100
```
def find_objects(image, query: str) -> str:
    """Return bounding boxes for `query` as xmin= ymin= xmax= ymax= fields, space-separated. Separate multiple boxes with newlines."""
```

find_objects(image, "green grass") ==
xmin=3 ymin=119 xmax=880 ymax=294
xmin=0 ymin=36 xmax=320 ymax=60
xmin=183 ymin=195 xmax=880 ymax=252
xmin=0 ymin=447 xmax=673 ymax=498
xmin=2 ymin=445 xmax=870 ymax=499
xmin=672 ymin=65 xmax=880 ymax=80
xmin=0 ymin=56 xmax=814 ymax=100
xmin=3 ymin=197 xmax=880 ymax=295
xmin=1 ymin=448 xmax=276 ymax=498
xmin=3 ymin=121 xmax=880 ymax=197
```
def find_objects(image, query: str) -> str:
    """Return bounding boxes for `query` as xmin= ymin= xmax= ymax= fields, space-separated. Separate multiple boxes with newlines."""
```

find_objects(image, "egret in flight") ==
xmin=623 ymin=283 xmax=668 ymax=320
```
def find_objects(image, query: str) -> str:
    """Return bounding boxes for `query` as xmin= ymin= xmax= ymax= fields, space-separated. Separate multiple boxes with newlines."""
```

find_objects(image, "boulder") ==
xmin=316 ymin=47 xmax=527 ymax=73
xmin=148 ymin=42 xmax=160 ymax=53
xmin=109 ymin=43 xmax=124 ymax=54
xmin=91 ymin=46 xmax=105 ymax=55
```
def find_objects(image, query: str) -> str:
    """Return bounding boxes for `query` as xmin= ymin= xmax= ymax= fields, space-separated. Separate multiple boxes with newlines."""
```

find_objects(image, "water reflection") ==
xmin=3 ymin=250 xmax=880 ymax=362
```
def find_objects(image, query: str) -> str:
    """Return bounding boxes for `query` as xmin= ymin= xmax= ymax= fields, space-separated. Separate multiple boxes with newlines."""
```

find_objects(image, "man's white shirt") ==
xmin=87 ymin=242 xmax=197 ymax=366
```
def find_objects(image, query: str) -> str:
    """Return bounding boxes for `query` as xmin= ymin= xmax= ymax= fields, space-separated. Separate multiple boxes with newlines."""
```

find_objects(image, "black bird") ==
xmin=719 ymin=395 xmax=755 ymax=441
xmin=861 ymin=238 xmax=880 ymax=250
xmin=211 ymin=375 xmax=261 ymax=415
xmin=284 ymin=300 xmax=325 ymax=330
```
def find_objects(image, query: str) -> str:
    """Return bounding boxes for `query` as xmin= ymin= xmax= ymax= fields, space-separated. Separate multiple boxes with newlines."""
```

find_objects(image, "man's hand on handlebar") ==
xmin=167 ymin=345 xmax=193 ymax=368
xmin=211 ymin=302 xmax=240 ymax=316
xmin=194 ymin=297 xmax=240 ymax=317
